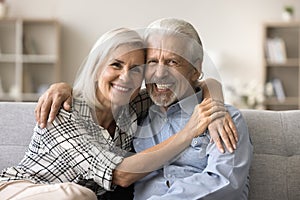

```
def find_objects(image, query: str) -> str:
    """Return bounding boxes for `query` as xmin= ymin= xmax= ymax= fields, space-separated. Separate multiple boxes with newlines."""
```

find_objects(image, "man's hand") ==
xmin=208 ymin=112 xmax=238 ymax=153
xmin=35 ymin=82 xmax=73 ymax=128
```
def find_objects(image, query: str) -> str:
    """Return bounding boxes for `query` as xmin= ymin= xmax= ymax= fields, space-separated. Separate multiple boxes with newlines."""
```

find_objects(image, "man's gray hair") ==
xmin=144 ymin=18 xmax=204 ymax=67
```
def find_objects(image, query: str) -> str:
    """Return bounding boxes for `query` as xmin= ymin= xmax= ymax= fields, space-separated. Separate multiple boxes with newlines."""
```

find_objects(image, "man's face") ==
xmin=145 ymin=34 xmax=200 ymax=108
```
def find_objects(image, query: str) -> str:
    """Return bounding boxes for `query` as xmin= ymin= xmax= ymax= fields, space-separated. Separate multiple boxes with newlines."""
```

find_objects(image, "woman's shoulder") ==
xmin=56 ymin=98 xmax=92 ymax=121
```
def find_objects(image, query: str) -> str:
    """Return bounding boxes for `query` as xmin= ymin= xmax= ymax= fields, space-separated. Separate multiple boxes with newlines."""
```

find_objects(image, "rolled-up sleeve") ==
xmin=148 ymin=106 xmax=253 ymax=200
xmin=85 ymin=145 xmax=123 ymax=190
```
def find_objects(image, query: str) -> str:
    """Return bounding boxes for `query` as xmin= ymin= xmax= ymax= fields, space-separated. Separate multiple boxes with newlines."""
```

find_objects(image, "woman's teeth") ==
xmin=113 ymin=85 xmax=129 ymax=92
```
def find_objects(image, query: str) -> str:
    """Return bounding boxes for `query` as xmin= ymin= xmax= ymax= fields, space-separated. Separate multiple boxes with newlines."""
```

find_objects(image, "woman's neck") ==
xmin=95 ymin=108 xmax=114 ymax=128
xmin=95 ymin=105 xmax=120 ymax=138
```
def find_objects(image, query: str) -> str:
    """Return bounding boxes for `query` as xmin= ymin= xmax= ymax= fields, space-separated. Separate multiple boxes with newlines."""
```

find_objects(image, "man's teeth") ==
xmin=156 ymin=83 xmax=172 ymax=89
xmin=114 ymin=85 xmax=129 ymax=92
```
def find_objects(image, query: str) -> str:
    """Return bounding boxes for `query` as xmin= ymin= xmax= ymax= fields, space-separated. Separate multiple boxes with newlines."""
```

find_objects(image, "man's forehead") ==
xmin=147 ymin=34 xmax=191 ymax=59
xmin=147 ymin=48 xmax=183 ymax=59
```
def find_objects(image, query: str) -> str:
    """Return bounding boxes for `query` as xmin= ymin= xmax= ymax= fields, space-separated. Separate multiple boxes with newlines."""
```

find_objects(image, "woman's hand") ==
xmin=208 ymin=112 xmax=238 ymax=153
xmin=35 ymin=82 xmax=73 ymax=128
xmin=183 ymin=98 xmax=226 ymax=139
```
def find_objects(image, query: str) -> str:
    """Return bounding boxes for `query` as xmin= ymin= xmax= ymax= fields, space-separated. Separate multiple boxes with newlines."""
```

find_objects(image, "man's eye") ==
xmin=168 ymin=60 xmax=178 ymax=66
xmin=147 ymin=59 xmax=158 ymax=65
xmin=130 ymin=65 xmax=143 ymax=73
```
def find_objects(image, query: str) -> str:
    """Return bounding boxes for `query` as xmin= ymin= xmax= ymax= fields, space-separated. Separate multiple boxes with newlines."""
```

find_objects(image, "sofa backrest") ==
xmin=0 ymin=102 xmax=300 ymax=200
xmin=242 ymin=109 xmax=300 ymax=200
xmin=0 ymin=102 xmax=36 ymax=171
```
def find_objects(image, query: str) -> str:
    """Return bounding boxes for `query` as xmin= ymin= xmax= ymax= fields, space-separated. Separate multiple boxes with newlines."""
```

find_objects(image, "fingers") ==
xmin=225 ymin=113 xmax=238 ymax=142
xmin=209 ymin=128 xmax=224 ymax=153
xmin=223 ymin=118 xmax=237 ymax=150
xmin=208 ymin=111 xmax=239 ymax=154
xmin=63 ymin=96 xmax=72 ymax=111
xmin=218 ymin=125 xmax=234 ymax=153
xmin=48 ymin=101 xmax=62 ymax=123
xmin=208 ymin=117 xmax=234 ymax=154
xmin=34 ymin=95 xmax=44 ymax=124
xmin=39 ymin=96 xmax=53 ymax=128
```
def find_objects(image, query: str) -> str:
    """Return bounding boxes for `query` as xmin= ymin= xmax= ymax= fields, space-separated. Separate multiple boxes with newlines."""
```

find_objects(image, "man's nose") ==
xmin=155 ymin=64 xmax=169 ymax=78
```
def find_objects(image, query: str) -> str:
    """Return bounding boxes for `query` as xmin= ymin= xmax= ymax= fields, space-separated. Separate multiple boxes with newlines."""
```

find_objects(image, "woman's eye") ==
xmin=111 ymin=62 xmax=122 ymax=68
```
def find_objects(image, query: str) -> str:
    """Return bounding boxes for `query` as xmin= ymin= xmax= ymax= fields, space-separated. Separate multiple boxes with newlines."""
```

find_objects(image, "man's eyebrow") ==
xmin=146 ymin=57 xmax=157 ymax=60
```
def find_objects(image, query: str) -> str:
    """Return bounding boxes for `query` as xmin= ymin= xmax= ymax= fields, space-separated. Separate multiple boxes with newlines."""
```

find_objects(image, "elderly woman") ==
xmin=0 ymin=28 xmax=235 ymax=200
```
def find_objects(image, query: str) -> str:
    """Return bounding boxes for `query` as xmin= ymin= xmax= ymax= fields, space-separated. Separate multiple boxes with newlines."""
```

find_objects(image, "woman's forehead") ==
xmin=111 ymin=44 xmax=145 ymax=58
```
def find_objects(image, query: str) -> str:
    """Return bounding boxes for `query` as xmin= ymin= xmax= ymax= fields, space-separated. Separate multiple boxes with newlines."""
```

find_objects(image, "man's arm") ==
xmin=35 ymin=82 xmax=72 ymax=128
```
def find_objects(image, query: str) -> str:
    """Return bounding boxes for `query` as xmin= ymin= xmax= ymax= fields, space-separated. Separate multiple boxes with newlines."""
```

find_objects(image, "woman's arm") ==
xmin=199 ymin=78 xmax=238 ymax=153
xmin=199 ymin=78 xmax=224 ymax=102
xmin=113 ymin=98 xmax=226 ymax=187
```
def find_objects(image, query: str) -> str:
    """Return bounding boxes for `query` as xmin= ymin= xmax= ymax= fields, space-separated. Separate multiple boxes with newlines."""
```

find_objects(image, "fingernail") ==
xmin=40 ymin=123 xmax=45 ymax=129
xmin=229 ymin=148 xmax=233 ymax=153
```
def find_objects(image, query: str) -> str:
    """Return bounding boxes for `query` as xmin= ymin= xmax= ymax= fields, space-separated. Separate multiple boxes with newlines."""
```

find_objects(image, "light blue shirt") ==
xmin=133 ymin=89 xmax=253 ymax=200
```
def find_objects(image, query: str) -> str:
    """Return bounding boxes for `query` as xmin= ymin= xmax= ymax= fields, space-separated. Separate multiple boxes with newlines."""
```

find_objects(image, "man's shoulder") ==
xmin=224 ymin=104 xmax=249 ymax=132
xmin=225 ymin=104 xmax=243 ymax=119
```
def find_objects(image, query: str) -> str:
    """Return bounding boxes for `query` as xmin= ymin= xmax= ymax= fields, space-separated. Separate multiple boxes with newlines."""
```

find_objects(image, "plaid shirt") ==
xmin=0 ymin=89 xmax=152 ymax=196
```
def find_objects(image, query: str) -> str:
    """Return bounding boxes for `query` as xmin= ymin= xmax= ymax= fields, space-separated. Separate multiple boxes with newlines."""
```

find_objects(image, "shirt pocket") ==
xmin=190 ymin=134 xmax=210 ymax=159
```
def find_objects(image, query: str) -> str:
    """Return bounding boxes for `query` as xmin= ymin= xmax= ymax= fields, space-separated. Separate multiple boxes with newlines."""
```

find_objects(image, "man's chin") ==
xmin=150 ymin=93 xmax=175 ymax=107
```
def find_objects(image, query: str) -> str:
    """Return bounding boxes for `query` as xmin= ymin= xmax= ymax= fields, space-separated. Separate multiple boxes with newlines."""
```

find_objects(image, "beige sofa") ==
xmin=0 ymin=102 xmax=299 ymax=200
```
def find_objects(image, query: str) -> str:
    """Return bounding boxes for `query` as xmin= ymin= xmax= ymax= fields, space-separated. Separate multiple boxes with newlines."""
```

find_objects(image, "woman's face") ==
xmin=96 ymin=45 xmax=145 ymax=107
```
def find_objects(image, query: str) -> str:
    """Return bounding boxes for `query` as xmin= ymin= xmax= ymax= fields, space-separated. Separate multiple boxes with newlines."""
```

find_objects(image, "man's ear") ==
xmin=191 ymin=59 xmax=202 ymax=81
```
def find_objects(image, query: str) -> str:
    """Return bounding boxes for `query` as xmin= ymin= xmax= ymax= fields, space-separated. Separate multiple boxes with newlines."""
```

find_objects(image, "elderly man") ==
xmin=132 ymin=18 xmax=253 ymax=200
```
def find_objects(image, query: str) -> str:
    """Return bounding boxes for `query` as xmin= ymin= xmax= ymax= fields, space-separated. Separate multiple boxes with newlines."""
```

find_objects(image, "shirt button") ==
xmin=166 ymin=180 xmax=170 ymax=188
xmin=193 ymin=140 xmax=198 ymax=145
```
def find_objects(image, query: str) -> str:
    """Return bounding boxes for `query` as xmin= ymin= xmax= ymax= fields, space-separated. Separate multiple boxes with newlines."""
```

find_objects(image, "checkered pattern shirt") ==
xmin=0 ymin=89 xmax=152 ymax=195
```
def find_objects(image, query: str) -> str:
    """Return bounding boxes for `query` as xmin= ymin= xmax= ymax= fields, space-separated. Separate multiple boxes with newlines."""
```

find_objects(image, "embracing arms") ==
xmin=35 ymin=80 xmax=238 ymax=153
xmin=34 ymin=80 xmax=238 ymax=188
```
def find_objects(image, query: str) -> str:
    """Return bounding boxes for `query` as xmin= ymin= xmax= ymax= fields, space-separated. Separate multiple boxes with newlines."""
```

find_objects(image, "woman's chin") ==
xmin=111 ymin=96 xmax=131 ymax=106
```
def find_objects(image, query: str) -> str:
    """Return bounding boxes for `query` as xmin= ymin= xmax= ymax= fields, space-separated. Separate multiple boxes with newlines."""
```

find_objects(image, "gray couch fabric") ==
xmin=0 ymin=102 xmax=299 ymax=200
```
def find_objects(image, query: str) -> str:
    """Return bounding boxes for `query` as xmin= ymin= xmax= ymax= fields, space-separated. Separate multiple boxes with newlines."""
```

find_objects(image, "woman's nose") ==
xmin=119 ymin=69 xmax=130 ymax=80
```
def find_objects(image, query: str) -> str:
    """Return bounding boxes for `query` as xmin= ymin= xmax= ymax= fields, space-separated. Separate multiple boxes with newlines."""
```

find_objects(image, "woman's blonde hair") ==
xmin=73 ymin=28 xmax=145 ymax=109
